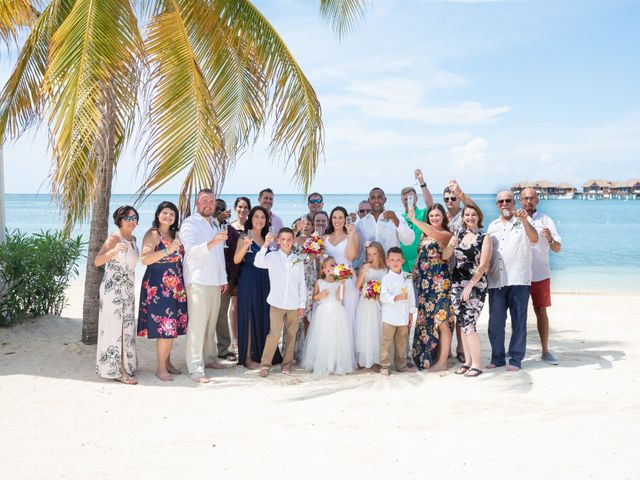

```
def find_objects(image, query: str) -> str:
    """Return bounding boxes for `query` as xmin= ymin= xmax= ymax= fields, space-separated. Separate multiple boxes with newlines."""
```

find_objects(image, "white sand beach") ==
xmin=1 ymin=290 xmax=639 ymax=479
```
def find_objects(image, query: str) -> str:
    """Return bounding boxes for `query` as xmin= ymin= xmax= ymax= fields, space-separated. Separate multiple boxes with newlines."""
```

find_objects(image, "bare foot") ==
xmin=429 ymin=364 xmax=448 ymax=372
xmin=380 ymin=367 xmax=390 ymax=376
xmin=282 ymin=366 xmax=292 ymax=375
xmin=205 ymin=362 xmax=227 ymax=370
xmin=245 ymin=360 xmax=261 ymax=370
xmin=259 ymin=368 xmax=269 ymax=378
xmin=167 ymin=364 xmax=181 ymax=375
xmin=371 ymin=364 xmax=381 ymax=373
xmin=156 ymin=371 xmax=174 ymax=382
xmin=506 ymin=365 xmax=520 ymax=372
xmin=485 ymin=363 xmax=498 ymax=369
xmin=115 ymin=375 xmax=137 ymax=385
xmin=191 ymin=376 xmax=210 ymax=383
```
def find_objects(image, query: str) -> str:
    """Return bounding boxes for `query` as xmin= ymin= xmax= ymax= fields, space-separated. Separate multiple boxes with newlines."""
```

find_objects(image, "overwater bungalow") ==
xmin=610 ymin=179 xmax=640 ymax=199
xmin=581 ymin=179 xmax=612 ymax=199
xmin=511 ymin=180 xmax=576 ymax=199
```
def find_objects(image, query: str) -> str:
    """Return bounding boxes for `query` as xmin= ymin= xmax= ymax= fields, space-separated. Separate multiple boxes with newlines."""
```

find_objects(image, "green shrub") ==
xmin=0 ymin=230 xmax=84 ymax=326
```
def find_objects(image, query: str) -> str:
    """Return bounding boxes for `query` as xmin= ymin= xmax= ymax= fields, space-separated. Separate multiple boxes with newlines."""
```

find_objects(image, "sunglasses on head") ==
xmin=444 ymin=196 xmax=457 ymax=202
xmin=497 ymin=199 xmax=513 ymax=204
xmin=308 ymin=198 xmax=322 ymax=204
xmin=123 ymin=215 xmax=138 ymax=221
xmin=359 ymin=209 xmax=371 ymax=214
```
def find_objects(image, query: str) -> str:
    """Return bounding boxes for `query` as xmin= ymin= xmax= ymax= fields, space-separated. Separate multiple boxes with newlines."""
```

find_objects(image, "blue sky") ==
xmin=1 ymin=0 xmax=638 ymax=194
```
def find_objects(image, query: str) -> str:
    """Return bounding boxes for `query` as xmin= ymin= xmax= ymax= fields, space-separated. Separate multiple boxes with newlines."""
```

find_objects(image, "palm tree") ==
xmin=0 ymin=0 xmax=369 ymax=343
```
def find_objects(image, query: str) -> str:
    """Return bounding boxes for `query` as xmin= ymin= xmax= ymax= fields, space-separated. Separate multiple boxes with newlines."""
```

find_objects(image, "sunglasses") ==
xmin=497 ymin=199 xmax=513 ymax=204
xmin=359 ymin=209 xmax=371 ymax=214
xmin=444 ymin=196 xmax=457 ymax=202
xmin=215 ymin=205 xmax=227 ymax=212
xmin=123 ymin=215 xmax=139 ymax=221
xmin=308 ymin=198 xmax=323 ymax=204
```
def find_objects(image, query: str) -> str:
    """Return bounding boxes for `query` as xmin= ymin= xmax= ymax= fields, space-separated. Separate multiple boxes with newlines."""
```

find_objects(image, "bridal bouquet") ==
xmin=332 ymin=264 xmax=354 ymax=280
xmin=301 ymin=232 xmax=325 ymax=256
xmin=362 ymin=279 xmax=381 ymax=299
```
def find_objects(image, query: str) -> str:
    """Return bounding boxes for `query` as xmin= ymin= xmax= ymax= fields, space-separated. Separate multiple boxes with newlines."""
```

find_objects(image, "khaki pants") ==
xmin=380 ymin=322 xmax=408 ymax=370
xmin=261 ymin=306 xmax=299 ymax=369
xmin=216 ymin=290 xmax=232 ymax=356
xmin=185 ymin=284 xmax=221 ymax=377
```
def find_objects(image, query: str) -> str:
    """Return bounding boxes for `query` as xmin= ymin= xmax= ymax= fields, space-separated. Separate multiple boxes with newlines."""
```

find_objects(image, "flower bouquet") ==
xmin=302 ymin=232 xmax=325 ymax=256
xmin=362 ymin=279 xmax=381 ymax=300
xmin=332 ymin=264 xmax=354 ymax=281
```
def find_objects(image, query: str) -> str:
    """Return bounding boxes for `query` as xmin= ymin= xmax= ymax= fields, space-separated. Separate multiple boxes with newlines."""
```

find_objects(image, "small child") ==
xmin=302 ymin=256 xmax=356 ymax=375
xmin=354 ymin=241 xmax=387 ymax=369
xmin=379 ymin=247 xmax=417 ymax=376
xmin=255 ymin=227 xmax=306 ymax=377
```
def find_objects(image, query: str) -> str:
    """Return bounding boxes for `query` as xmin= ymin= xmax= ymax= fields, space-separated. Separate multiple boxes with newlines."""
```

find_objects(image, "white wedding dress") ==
xmin=302 ymin=279 xmax=356 ymax=375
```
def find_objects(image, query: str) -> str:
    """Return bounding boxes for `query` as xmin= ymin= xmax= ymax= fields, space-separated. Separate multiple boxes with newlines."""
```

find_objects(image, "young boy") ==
xmin=255 ymin=227 xmax=306 ymax=377
xmin=379 ymin=247 xmax=416 ymax=376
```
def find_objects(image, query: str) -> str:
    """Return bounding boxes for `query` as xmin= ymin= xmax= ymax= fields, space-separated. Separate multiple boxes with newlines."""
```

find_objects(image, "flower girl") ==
xmin=302 ymin=256 xmax=356 ymax=375
xmin=354 ymin=241 xmax=387 ymax=368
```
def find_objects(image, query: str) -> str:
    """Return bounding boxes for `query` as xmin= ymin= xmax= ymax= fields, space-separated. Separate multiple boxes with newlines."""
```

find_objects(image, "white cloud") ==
xmin=452 ymin=137 xmax=490 ymax=170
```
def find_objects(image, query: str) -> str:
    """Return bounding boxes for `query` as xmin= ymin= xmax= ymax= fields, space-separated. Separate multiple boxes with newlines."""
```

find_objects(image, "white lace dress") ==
xmin=355 ymin=267 xmax=386 ymax=367
xmin=302 ymin=279 xmax=356 ymax=375
xmin=96 ymin=233 xmax=139 ymax=379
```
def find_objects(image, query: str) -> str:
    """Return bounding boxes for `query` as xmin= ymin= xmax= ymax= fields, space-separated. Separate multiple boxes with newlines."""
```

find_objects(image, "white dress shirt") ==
xmin=487 ymin=216 xmax=536 ymax=288
xmin=254 ymin=247 xmax=306 ymax=310
xmin=530 ymin=211 xmax=562 ymax=282
xmin=356 ymin=213 xmax=415 ymax=265
xmin=180 ymin=212 xmax=227 ymax=287
xmin=380 ymin=270 xmax=417 ymax=326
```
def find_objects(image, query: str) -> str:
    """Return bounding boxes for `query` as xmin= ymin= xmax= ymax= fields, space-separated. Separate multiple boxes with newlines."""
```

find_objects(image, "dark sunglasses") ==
xmin=497 ymin=199 xmax=513 ymax=204
xmin=215 ymin=205 xmax=227 ymax=212
xmin=123 ymin=215 xmax=139 ymax=221
xmin=308 ymin=198 xmax=323 ymax=204
xmin=359 ymin=209 xmax=371 ymax=214
xmin=444 ymin=196 xmax=457 ymax=202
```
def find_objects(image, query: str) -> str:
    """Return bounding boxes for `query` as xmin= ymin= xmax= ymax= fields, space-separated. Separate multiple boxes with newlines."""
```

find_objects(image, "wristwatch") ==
xmin=419 ymin=183 xmax=426 ymax=188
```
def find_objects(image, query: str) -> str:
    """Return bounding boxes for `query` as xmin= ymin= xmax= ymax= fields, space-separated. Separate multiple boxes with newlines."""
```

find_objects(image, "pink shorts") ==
xmin=530 ymin=278 xmax=551 ymax=308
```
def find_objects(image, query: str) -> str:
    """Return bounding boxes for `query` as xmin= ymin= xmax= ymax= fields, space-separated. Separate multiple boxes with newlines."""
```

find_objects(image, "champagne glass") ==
xmin=406 ymin=193 xmax=415 ymax=211
xmin=268 ymin=225 xmax=276 ymax=251
xmin=221 ymin=223 xmax=228 ymax=248
xmin=247 ymin=229 xmax=254 ymax=242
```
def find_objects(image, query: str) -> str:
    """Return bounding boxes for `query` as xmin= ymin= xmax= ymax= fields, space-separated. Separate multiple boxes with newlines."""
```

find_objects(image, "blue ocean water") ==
xmin=4 ymin=193 xmax=640 ymax=294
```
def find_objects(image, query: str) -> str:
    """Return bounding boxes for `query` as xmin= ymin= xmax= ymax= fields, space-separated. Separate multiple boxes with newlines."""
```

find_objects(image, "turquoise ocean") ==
xmin=4 ymin=193 xmax=640 ymax=294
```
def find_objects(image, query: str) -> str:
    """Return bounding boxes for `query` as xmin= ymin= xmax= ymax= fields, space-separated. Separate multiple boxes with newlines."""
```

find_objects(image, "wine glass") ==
xmin=406 ymin=193 xmax=415 ymax=211
xmin=268 ymin=226 xmax=276 ymax=251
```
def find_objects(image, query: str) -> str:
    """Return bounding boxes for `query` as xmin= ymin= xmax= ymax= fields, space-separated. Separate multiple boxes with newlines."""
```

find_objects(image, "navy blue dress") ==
xmin=237 ymin=242 xmax=282 ymax=366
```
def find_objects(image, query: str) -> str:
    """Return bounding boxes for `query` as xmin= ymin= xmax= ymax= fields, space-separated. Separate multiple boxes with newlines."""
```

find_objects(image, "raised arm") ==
xmin=407 ymin=209 xmax=452 ymax=245
xmin=94 ymin=233 xmax=125 ymax=267
xmin=516 ymin=210 xmax=539 ymax=244
xmin=346 ymin=224 xmax=360 ymax=261
xmin=415 ymin=169 xmax=434 ymax=208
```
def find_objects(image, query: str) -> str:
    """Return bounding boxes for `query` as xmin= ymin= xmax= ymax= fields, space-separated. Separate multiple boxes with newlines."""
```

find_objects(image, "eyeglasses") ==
xmin=215 ymin=205 xmax=227 ymax=212
xmin=520 ymin=196 xmax=536 ymax=201
xmin=497 ymin=199 xmax=513 ymax=204
xmin=359 ymin=209 xmax=371 ymax=214
xmin=123 ymin=215 xmax=139 ymax=221
xmin=308 ymin=198 xmax=323 ymax=204
xmin=444 ymin=196 xmax=457 ymax=202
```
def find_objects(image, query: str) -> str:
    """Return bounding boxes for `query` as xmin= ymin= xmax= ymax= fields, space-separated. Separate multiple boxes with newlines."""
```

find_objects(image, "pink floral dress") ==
xmin=137 ymin=236 xmax=188 ymax=339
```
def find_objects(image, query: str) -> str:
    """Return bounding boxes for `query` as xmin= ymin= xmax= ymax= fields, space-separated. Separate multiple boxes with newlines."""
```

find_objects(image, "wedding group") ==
xmin=94 ymin=169 xmax=562 ymax=384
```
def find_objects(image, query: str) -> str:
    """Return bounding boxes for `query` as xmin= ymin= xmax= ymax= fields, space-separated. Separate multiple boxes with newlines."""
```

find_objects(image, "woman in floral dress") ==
xmin=95 ymin=206 xmax=140 ymax=385
xmin=443 ymin=205 xmax=492 ymax=377
xmin=137 ymin=201 xmax=188 ymax=382
xmin=293 ymin=215 xmax=317 ymax=362
xmin=408 ymin=204 xmax=454 ymax=371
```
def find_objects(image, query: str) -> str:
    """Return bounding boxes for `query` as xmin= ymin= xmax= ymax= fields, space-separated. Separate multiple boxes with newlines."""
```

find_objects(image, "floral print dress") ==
xmin=96 ymin=233 xmax=139 ymax=379
xmin=137 ymin=236 xmax=188 ymax=339
xmin=412 ymin=235 xmax=454 ymax=370
xmin=293 ymin=243 xmax=318 ymax=362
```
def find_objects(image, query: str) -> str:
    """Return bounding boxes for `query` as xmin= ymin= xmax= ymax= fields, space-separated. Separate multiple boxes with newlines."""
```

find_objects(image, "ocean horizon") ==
xmin=4 ymin=193 xmax=640 ymax=295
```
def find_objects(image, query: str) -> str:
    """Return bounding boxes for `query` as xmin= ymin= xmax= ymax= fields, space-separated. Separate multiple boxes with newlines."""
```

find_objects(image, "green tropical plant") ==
xmin=0 ymin=0 xmax=369 ymax=343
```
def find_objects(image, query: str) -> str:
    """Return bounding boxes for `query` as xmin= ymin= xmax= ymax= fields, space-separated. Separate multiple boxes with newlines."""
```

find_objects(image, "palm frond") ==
xmin=319 ymin=0 xmax=369 ymax=41
xmin=139 ymin=0 xmax=227 ymax=216
xmin=42 ymin=0 xmax=142 ymax=228
xmin=0 ymin=0 xmax=39 ymax=49
xmin=0 ymin=0 xmax=71 ymax=143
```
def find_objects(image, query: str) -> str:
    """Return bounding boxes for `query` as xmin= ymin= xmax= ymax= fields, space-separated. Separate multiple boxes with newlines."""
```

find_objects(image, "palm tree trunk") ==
xmin=81 ymin=84 xmax=116 ymax=345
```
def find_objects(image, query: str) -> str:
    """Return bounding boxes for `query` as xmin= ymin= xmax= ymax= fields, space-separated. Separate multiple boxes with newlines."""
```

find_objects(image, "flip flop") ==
xmin=455 ymin=365 xmax=471 ymax=375
xmin=465 ymin=367 xmax=483 ymax=377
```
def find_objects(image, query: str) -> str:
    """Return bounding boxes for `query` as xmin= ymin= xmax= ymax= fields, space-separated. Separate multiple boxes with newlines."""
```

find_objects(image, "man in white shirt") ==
xmin=258 ymin=188 xmax=284 ymax=233
xmin=180 ymin=189 xmax=228 ymax=383
xmin=487 ymin=191 xmax=538 ymax=372
xmin=520 ymin=188 xmax=562 ymax=365
xmin=355 ymin=187 xmax=415 ymax=269
xmin=254 ymin=227 xmax=306 ymax=377
xmin=379 ymin=247 xmax=417 ymax=376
